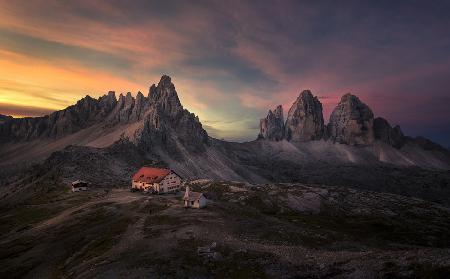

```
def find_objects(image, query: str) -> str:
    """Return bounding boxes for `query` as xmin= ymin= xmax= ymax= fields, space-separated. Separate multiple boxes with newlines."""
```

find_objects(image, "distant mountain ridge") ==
xmin=1 ymin=75 xmax=450 ymax=206
xmin=0 ymin=75 xmax=449 ymax=181
xmin=0 ymin=76 xmax=209 ymax=161
xmin=258 ymin=89 xmax=448 ymax=153
xmin=0 ymin=76 xmax=208 ymax=152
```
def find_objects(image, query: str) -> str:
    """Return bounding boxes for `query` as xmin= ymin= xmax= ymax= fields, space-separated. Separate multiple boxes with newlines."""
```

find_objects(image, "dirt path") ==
xmin=35 ymin=189 xmax=141 ymax=230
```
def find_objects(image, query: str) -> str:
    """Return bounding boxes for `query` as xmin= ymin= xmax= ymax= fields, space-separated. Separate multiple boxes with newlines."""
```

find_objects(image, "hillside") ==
xmin=1 ymin=181 xmax=450 ymax=278
xmin=0 ymin=75 xmax=449 ymax=205
xmin=1 ymin=76 xmax=450 ymax=278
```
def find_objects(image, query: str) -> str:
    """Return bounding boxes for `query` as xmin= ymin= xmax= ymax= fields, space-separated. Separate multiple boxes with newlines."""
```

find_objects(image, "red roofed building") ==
xmin=132 ymin=167 xmax=182 ymax=193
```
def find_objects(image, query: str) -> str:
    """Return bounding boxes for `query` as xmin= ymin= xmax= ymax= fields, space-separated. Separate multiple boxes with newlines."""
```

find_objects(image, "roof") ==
xmin=132 ymin=167 xmax=171 ymax=183
xmin=72 ymin=180 xmax=88 ymax=186
xmin=183 ymin=191 xmax=204 ymax=202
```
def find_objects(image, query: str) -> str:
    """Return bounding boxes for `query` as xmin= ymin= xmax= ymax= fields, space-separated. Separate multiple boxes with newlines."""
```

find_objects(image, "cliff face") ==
xmin=256 ymin=90 xmax=440 ymax=152
xmin=327 ymin=93 xmax=375 ymax=145
xmin=1 ymin=76 xmax=449 ymax=175
xmin=258 ymin=105 xmax=285 ymax=141
xmin=136 ymin=75 xmax=209 ymax=154
xmin=373 ymin=117 xmax=406 ymax=148
xmin=285 ymin=90 xmax=325 ymax=141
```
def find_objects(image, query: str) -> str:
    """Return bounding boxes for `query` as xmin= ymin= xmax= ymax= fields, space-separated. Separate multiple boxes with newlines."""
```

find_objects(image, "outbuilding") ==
xmin=132 ymin=167 xmax=182 ymax=194
xmin=71 ymin=180 xmax=88 ymax=192
xmin=183 ymin=186 xmax=206 ymax=209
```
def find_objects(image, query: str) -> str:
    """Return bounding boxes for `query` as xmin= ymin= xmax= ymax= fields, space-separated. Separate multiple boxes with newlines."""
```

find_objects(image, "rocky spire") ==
xmin=98 ymin=91 xmax=117 ymax=116
xmin=285 ymin=90 xmax=324 ymax=141
xmin=373 ymin=117 xmax=405 ymax=148
xmin=327 ymin=93 xmax=374 ymax=145
xmin=130 ymin=91 xmax=145 ymax=121
xmin=149 ymin=75 xmax=183 ymax=117
xmin=138 ymin=75 xmax=209 ymax=154
xmin=148 ymin=84 xmax=157 ymax=98
xmin=258 ymin=105 xmax=285 ymax=141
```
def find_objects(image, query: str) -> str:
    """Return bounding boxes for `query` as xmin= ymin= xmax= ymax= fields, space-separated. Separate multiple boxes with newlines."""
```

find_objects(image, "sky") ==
xmin=0 ymin=0 xmax=449 ymax=146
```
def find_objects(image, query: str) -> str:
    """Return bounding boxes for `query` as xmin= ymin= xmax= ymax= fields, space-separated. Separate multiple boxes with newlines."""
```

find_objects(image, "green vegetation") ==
xmin=0 ymin=206 xmax=62 ymax=235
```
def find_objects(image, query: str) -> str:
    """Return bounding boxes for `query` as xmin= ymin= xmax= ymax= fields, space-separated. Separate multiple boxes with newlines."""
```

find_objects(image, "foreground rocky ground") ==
xmin=1 ymin=181 xmax=450 ymax=278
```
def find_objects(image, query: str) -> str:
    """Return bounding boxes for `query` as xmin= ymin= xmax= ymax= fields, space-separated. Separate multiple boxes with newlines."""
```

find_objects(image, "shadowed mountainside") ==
xmin=0 ymin=75 xmax=449 ymax=205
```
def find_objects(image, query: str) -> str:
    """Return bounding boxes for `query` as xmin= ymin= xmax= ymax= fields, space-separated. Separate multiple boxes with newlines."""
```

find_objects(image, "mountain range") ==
xmin=1 ymin=75 xmax=449 ymax=204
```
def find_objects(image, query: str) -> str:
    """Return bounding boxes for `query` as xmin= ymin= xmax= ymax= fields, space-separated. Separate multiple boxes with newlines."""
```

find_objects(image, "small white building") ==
xmin=183 ymin=186 xmax=206 ymax=209
xmin=132 ymin=167 xmax=182 ymax=194
xmin=71 ymin=180 xmax=88 ymax=192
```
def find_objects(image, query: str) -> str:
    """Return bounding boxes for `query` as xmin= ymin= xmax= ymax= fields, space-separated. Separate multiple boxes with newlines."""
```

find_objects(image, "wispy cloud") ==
xmin=0 ymin=0 xmax=449 ymax=145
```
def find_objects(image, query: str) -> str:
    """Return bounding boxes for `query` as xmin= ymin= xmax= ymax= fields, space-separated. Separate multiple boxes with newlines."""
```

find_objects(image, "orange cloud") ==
xmin=0 ymin=50 xmax=143 ymax=115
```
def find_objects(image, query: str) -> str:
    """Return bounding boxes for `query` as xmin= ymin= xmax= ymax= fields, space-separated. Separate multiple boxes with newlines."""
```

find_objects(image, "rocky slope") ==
xmin=0 ymin=76 xmax=449 ymax=188
xmin=0 ymin=75 xmax=208 ymax=162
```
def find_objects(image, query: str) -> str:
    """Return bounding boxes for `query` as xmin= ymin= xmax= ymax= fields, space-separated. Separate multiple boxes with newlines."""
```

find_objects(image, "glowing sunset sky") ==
xmin=0 ymin=0 xmax=449 ymax=145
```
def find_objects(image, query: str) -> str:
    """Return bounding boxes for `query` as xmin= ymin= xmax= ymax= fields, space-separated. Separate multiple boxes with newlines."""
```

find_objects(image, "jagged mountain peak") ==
xmin=99 ymin=90 xmax=117 ymax=101
xmin=285 ymin=89 xmax=325 ymax=141
xmin=327 ymin=93 xmax=374 ymax=145
xmin=258 ymin=105 xmax=285 ymax=141
xmin=158 ymin=74 xmax=175 ymax=89
xmin=0 ymin=75 xmax=205 ymax=145
xmin=340 ymin=92 xmax=357 ymax=100
xmin=148 ymin=84 xmax=157 ymax=98
xmin=148 ymin=75 xmax=183 ymax=117
xmin=298 ymin=89 xmax=314 ymax=98
xmin=258 ymin=90 xmax=325 ymax=142
xmin=258 ymin=90 xmax=414 ymax=148
xmin=272 ymin=105 xmax=283 ymax=118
